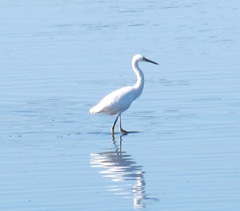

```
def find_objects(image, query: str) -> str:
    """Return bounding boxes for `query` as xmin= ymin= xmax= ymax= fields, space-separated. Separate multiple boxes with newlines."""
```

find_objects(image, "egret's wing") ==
xmin=89 ymin=86 xmax=136 ymax=115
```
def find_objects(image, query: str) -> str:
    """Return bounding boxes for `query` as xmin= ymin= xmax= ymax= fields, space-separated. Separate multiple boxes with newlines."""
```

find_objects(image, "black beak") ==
xmin=143 ymin=57 xmax=159 ymax=65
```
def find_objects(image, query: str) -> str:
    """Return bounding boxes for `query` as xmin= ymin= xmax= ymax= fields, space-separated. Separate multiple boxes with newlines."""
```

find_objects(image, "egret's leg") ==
xmin=119 ymin=115 xmax=128 ymax=134
xmin=111 ymin=115 xmax=119 ymax=134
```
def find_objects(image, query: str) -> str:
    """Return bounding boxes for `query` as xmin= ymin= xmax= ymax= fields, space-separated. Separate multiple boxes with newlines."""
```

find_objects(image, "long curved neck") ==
xmin=132 ymin=60 xmax=144 ymax=98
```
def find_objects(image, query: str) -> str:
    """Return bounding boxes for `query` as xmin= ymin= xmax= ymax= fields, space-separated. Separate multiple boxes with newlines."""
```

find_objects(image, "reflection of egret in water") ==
xmin=90 ymin=136 xmax=151 ymax=209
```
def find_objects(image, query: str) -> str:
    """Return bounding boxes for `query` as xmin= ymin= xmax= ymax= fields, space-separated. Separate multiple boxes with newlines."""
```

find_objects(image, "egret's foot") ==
xmin=120 ymin=128 xmax=128 ymax=134
xmin=119 ymin=115 xmax=128 ymax=134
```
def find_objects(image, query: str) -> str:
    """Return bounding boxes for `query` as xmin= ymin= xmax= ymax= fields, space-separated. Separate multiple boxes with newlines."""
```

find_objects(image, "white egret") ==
xmin=89 ymin=54 xmax=158 ymax=134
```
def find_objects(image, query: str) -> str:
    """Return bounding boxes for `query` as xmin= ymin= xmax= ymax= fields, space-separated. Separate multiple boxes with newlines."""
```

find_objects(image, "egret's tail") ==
xmin=89 ymin=107 xmax=95 ymax=114
xmin=89 ymin=105 xmax=99 ymax=114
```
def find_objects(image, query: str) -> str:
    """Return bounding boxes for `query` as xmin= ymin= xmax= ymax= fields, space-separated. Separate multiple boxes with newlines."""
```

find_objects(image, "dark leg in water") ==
xmin=111 ymin=115 xmax=119 ymax=134
xmin=119 ymin=115 xmax=128 ymax=134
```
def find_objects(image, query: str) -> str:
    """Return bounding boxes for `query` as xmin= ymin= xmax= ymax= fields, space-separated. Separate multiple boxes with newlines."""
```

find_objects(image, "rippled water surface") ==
xmin=1 ymin=1 xmax=240 ymax=210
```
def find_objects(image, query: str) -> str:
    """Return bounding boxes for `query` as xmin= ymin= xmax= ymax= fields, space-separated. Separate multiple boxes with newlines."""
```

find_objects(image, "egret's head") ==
xmin=133 ymin=54 xmax=158 ymax=65
xmin=133 ymin=54 xmax=144 ymax=62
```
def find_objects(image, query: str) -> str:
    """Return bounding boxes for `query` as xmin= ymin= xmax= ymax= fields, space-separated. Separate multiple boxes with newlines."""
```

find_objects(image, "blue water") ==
xmin=0 ymin=1 xmax=240 ymax=210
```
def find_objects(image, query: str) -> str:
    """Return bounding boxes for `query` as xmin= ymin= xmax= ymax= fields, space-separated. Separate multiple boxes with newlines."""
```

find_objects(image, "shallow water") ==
xmin=1 ymin=1 xmax=240 ymax=210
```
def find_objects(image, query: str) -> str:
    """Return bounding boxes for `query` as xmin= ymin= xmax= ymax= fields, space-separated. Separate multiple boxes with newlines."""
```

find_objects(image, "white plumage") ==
xmin=90 ymin=86 xmax=137 ymax=115
xmin=89 ymin=54 xmax=158 ymax=134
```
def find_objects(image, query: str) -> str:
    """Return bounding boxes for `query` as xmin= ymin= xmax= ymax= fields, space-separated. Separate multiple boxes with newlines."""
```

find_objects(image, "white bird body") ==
xmin=89 ymin=86 xmax=140 ymax=115
xmin=89 ymin=54 xmax=158 ymax=135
